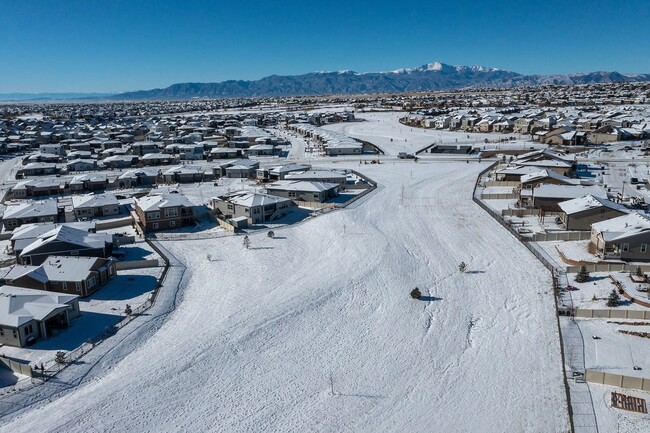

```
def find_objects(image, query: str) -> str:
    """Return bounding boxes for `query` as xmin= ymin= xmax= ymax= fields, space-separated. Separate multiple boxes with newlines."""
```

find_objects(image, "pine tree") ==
xmin=459 ymin=262 xmax=467 ymax=273
xmin=124 ymin=304 xmax=133 ymax=316
xmin=606 ymin=289 xmax=620 ymax=307
xmin=410 ymin=287 xmax=422 ymax=300
xmin=575 ymin=266 xmax=590 ymax=283
xmin=55 ymin=351 xmax=67 ymax=370
xmin=243 ymin=235 xmax=250 ymax=249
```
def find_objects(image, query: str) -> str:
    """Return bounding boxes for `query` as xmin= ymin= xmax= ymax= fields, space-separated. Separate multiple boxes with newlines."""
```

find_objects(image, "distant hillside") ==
xmin=0 ymin=93 xmax=115 ymax=102
xmin=113 ymin=62 xmax=650 ymax=100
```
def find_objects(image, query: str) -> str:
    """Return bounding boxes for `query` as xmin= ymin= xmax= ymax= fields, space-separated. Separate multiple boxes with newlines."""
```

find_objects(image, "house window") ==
xmin=622 ymin=243 xmax=629 ymax=252
xmin=63 ymin=282 xmax=68 ymax=291
xmin=147 ymin=211 xmax=160 ymax=220
xmin=24 ymin=324 xmax=33 ymax=335
xmin=164 ymin=208 xmax=178 ymax=218
xmin=152 ymin=223 xmax=159 ymax=229
xmin=0 ymin=328 xmax=4 ymax=337
xmin=76 ymin=282 xmax=82 ymax=292
xmin=88 ymin=277 xmax=96 ymax=287
xmin=71 ymin=250 xmax=79 ymax=256
xmin=170 ymin=220 xmax=176 ymax=227
xmin=13 ymin=330 xmax=17 ymax=338
xmin=642 ymin=244 xmax=647 ymax=254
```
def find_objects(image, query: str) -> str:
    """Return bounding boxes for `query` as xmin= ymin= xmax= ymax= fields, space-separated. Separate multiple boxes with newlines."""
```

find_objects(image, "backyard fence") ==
xmin=575 ymin=309 xmax=650 ymax=319
xmin=480 ymin=193 xmax=518 ymax=200
xmin=95 ymin=216 xmax=134 ymax=231
xmin=531 ymin=231 xmax=591 ymax=242
xmin=116 ymin=259 xmax=161 ymax=270
xmin=483 ymin=180 xmax=520 ymax=187
xmin=585 ymin=369 xmax=650 ymax=392
xmin=566 ymin=263 xmax=650 ymax=274
xmin=0 ymin=355 xmax=32 ymax=378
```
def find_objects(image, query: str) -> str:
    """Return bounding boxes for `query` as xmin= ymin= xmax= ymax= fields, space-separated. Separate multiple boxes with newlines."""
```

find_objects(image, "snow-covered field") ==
xmin=0 ymin=157 xmax=569 ymax=432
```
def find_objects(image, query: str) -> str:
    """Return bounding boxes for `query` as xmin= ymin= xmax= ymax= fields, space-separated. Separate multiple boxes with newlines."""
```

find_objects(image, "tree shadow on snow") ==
xmin=465 ymin=270 xmax=485 ymax=275
xmin=419 ymin=296 xmax=441 ymax=302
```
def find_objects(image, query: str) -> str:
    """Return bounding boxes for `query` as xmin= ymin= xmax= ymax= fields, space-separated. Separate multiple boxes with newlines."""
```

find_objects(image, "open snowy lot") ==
xmin=0 ymin=159 xmax=568 ymax=432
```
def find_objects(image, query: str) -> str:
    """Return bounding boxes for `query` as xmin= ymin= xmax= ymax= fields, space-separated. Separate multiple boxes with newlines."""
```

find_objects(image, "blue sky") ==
xmin=1 ymin=0 xmax=648 ymax=93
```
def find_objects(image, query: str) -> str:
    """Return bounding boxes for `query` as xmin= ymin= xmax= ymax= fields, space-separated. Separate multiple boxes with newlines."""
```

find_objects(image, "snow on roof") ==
xmin=118 ymin=168 xmax=161 ymax=179
xmin=558 ymin=195 xmax=630 ymax=215
xmin=592 ymin=212 xmax=650 ymax=242
xmin=284 ymin=170 xmax=347 ymax=181
xmin=136 ymin=193 xmax=195 ymax=212
xmin=3 ymin=200 xmax=58 ymax=220
xmin=20 ymin=225 xmax=111 ymax=257
xmin=518 ymin=159 xmax=572 ymax=169
xmin=520 ymin=184 xmax=607 ymax=200
xmin=163 ymin=165 xmax=206 ymax=175
xmin=70 ymin=172 xmax=108 ymax=184
xmin=267 ymin=180 xmax=339 ymax=193
xmin=269 ymin=164 xmax=311 ymax=175
xmin=72 ymin=193 xmax=118 ymax=209
xmin=10 ymin=222 xmax=96 ymax=242
xmin=217 ymin=191 xmax=292 ymax=208
xmin=520 ymin=169 xmax=578 ymax=185
xmin=0 ymin=285 xmax=77 ymax=328
xmin=6 ymin=256 xmax=109 ymax=284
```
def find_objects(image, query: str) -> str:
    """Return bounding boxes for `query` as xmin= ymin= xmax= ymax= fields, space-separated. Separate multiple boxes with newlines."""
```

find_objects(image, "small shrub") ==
xmin=124 ymin=304 xmax=133 ymax=316
xmin=458 ymin=262 xmax=467 ymax=273
xmin=267 ymin=230 xmax=275 ymax=238
xmin=635 ymin=266 xmax=644 ymax=278
xmin=410 ymin=287 xmax=422 ymax=300
xmin=55 ymin=351 xmax=67 ymax=368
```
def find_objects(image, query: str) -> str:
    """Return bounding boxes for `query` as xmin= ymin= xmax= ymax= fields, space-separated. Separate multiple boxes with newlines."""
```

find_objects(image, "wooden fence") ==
xmin=585 ymin=369 xmax=650 ymax=392
xmin=95 ymin=216 xmax=134 ymax=231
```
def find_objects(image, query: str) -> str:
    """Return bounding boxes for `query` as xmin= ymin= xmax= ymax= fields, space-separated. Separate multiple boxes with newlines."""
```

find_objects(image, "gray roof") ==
xmin=3 ymin=200 xmax=58 ymax=220
xmin=72 ymin=193 xmax=119 ymax=210
xmin=136 ymin=193 xmax=195 ymax=212
xmin=0 ymin=285 xmax=77 ymax=328
xmin=20 ymin=225 xmax=111 ymax=257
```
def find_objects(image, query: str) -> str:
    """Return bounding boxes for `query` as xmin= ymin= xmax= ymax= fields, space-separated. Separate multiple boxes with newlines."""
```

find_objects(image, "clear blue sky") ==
xmin=1 ymin=0 xmax=648 ymax=93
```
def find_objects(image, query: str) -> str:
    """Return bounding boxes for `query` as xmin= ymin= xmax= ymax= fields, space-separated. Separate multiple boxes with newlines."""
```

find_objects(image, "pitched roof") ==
xmin=558 ymin=195 xmax=630 ymax=216
xmin=3 ymin=200 xmax=58 ymax=220
xmin=267 ymin=180 xmax=338 ymax=193
xmin=0 ymin=285 xmax=77 ymax=328
xmin=592 ymin=213 xmax=650 ymax=242
xmin=20 ymin=225 xmax=111 ymax=256
xmin=135 ymin=193 xmax=195 ymax=212
xmin=72 ymin=193 xmax=119 ymax=209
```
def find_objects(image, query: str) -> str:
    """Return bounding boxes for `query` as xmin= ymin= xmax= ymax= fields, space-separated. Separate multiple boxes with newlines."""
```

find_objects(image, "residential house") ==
xmin=10 ymin=179 xmax=63 ymax=199
xmin=72 ymin=193 xmax=120 ymax=219
xmin=2 ymin=200 xmax=59 ymax=230
xmin=0 ymin=285 xmax=79 ymax=347
xmin=266 ymin=181 xmax=339 ymax=203
xmin=558 ymin=195 xmax=630 ymax=231
xmin=116 ymin=168 xmax=161 ymax=188
xmin=212 ymin=191 xmax=294 ymax=224
xmin=17 ymin=225 xmax=114 ymax=265
xmin=69 ymin=173 xmax=110 ymax=192
xmin=591 ymin=213 xmax=650 ymax=261
xmin=284 ymin=170 xmax=347 ymax=185
xmin=66 ymin=158 xmax=97 ymax=172
xmin=134 ymin=193 xmax=195 ymax=232
xmin=162 ymin=165 xmax=206 ymax=183
xmin=520 ymin=184 xmax=608 ymax=211
xmin=4 ymin=256 xmax=117 ymax=297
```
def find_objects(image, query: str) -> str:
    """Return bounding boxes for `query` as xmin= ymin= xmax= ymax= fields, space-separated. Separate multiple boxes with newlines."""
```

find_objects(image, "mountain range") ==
xmin=5 ymin=62 xmax=650 ymax=101
xmin=114 ymin=62 xmax=650 ymax=100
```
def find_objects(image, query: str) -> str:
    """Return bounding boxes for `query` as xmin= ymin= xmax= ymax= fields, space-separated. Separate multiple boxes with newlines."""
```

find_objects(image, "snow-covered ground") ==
xmin=0 ymin=158 xmax=569 ymax=432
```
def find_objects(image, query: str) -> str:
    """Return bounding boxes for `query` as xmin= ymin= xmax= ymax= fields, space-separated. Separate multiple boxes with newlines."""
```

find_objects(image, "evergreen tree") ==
xmin=606 ymin=289 xmax=620 ymax=307
xmin=410 ymin=287 xmax=422 ymax=300
xmin=575 ymin=266 xmax=590 ymax=283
